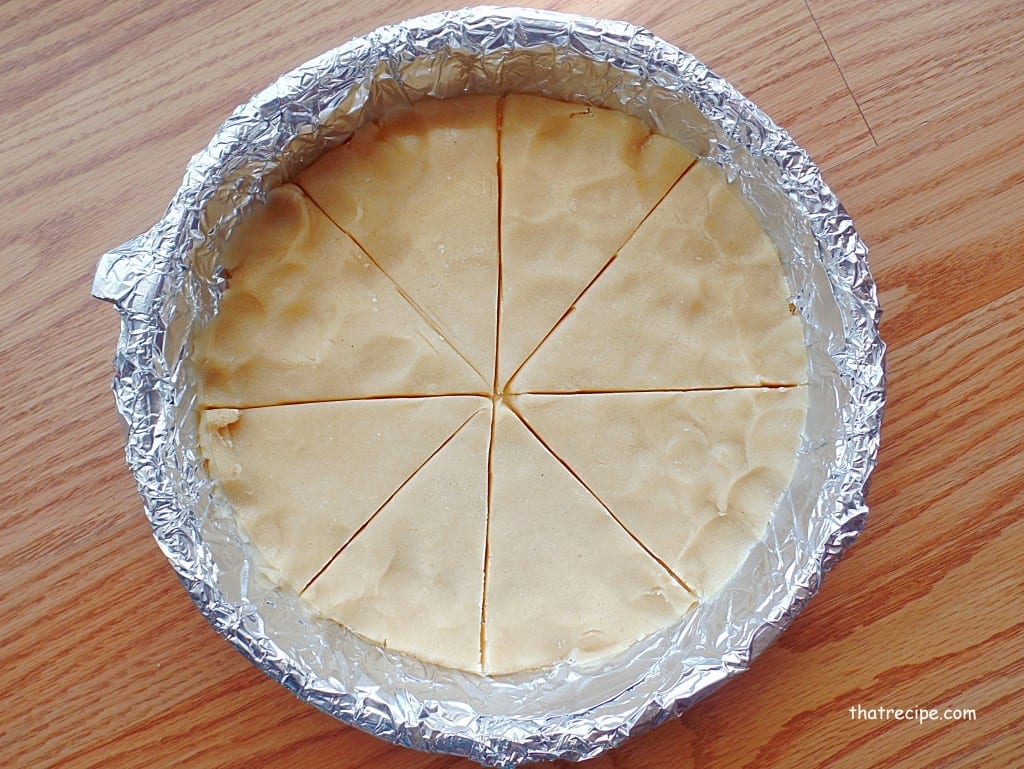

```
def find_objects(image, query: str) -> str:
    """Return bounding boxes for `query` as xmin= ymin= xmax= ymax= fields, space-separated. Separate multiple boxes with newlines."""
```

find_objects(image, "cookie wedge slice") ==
xmin=484 ymin=406 xmax=695 ymax=675
xmin=509 ymin=162 xmax=807 ymax=393
xmin=198 ymin=396 xmax=486 ymax=594
xmin=497 ymin=94 xmax=695 ymax=388
xmin=194 ymin=185 xmax=487 ymax=407
xmin=304 ymin=406 xmax=491 ymax=672
xmin=298 ymin=96 xmax=500 ymax=384
xmin=512 ymin=388 xmax=807 ymax=598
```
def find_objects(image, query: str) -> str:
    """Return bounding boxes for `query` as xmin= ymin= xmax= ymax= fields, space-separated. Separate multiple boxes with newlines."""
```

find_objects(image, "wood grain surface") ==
xmin=2 ymin=1 xmax=1022 ymax=767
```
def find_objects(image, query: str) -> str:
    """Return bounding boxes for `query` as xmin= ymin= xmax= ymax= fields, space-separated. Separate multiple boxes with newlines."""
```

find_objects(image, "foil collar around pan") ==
xmin=92 ymin=6 xmax=885 ymax=767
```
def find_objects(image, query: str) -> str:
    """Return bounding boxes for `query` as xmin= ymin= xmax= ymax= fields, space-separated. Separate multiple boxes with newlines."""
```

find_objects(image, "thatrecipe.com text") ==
xmin=849 ymin=704 xmax=977 ymax=724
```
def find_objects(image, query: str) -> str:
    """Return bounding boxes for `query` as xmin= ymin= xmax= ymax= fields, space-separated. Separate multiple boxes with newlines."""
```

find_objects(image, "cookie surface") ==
xmin=194 ymin=95 xmax=808 ymax=675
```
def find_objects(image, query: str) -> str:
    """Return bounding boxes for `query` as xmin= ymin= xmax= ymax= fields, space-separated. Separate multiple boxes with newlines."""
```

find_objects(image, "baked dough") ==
xmin=298 ymin=96 xmax=499 ymax=384
xmin=509 ymin=161 xmax=807 ymax=392
xmin=194 ymin=184 xmax=486 ymax=408
xmin=512 ymin=388 xmax=807 ymax=597
xmin=198 ymin=396 xmax=485 ymax=592
xmin=304 ymin=407 xmax=491 ymax=672
xmin=484 ymin=406 xmax=695 ymax=675
xmin=196 ymin=95 xmax=809 ymax=675
xmin=497 ymin=94 xmax=695 ymax=387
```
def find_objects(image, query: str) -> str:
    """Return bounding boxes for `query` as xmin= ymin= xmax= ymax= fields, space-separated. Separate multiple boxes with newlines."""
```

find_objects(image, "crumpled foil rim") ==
xmin=92 ymin=6 xmax=885 ymax=767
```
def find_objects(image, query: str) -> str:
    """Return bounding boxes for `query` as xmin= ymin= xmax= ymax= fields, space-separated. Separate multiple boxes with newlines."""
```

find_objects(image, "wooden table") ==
xmin=4 ymin=1 xmax=1022 ymax=766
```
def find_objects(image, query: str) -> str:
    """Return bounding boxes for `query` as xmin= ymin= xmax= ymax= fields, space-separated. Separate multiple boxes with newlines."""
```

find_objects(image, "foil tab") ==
xmin=93 ymin=6 xmax=885 ymax=767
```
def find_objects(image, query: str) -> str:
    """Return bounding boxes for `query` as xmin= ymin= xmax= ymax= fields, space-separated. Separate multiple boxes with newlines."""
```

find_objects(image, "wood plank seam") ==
xmin=801 ymin=0 xmax=878 ymax=148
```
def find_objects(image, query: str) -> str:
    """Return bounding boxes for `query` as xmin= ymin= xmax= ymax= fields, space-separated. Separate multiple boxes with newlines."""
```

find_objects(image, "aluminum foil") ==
xmin=92 ymin=6 xmax=885 ymax=766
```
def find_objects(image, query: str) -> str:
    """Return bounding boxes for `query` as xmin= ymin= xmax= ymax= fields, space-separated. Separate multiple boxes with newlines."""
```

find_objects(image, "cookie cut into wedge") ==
xmin=194 ymin=185 xmax=487 ymax=408
xmin=304 ymin=406 xmax=491 ymax=672
xmin=198 ymin=396 xmax=486 ymax=593
xmin=497 ymin=95 xmax=695 ymax=388
xmin=298 ymin=96 xmax=500 ymax=383
xmin=509 ymin=162 xmax=807 ymax=393
xmin=483 ymin=406 xmax=695 ymax=675
xmin=512 ymin=388 xmax=807 ymax=597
